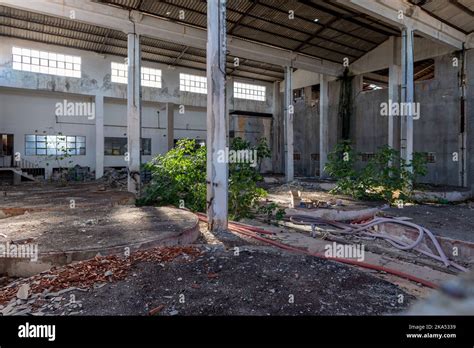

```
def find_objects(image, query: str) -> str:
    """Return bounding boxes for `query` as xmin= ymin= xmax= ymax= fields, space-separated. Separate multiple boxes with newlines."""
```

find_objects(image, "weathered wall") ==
xmin=291 ymin=51 xmax=469 ymax=187
xmin=466 ymin=49 xmax=474 ymax=191
xmin=293 ymin=86 xmax=319 ymax=176
xmin=350 ymin=54 xmax=462 ymax=186
xmin=0 ymin=37 xmax=274 ymax=173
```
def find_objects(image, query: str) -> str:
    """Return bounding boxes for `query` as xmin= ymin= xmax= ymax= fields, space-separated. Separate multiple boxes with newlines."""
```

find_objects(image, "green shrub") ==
xmin=325 ymin=142 xmax=427 ymax=202
xmin=139 ymin=137 xmax=270 ymax=220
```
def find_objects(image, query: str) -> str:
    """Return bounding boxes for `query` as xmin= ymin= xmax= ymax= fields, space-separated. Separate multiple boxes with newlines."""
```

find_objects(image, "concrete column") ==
xmin=284 ymin=66 xmax=294 ymax=182
xmin=127 ymin=32 xmax=142 ymax=195
xmin=166 ymin=103 xmax=174 ymax=151
xmin=388 ymin=64 xmax=401 ymax=150
xmin=206 ymin=0 xmax=228 ymax=232
xmin=272 ymin=81 xmax=283 ymax=174
xmin=95 ymin=95 xmax=104 ymax=179
xmin=401 ymin=26 xmax=415 ymax=173
xmin=319 ymin=74 xmax=329 ymax=178
xmin=226 ymin=76 xmax=233 ymax=147
xmin=459 ymin=49 xmax=468 ymax=187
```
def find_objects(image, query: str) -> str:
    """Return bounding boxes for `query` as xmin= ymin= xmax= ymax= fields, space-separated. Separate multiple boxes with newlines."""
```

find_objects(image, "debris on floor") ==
xmin=0 ymin=246 xmax=201 ymax=315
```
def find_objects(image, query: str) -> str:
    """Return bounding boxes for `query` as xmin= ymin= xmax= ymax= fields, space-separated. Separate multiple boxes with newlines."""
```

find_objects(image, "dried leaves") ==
xmin=0 ymin=246 xmax=201 ymax=305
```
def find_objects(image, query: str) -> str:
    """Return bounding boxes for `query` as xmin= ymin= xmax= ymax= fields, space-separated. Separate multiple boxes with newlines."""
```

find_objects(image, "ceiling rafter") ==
xmin=107 ymin=0 xmax=362 ymax=60
xmin=298 ymin=0 xmax=399 ymax=37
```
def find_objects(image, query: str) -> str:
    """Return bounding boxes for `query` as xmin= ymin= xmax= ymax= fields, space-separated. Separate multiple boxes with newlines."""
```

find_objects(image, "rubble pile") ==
xmin=101 ymin=168 xmax=128 ymax=188
xmin=0 ymin=246 xmax=201 ymax=315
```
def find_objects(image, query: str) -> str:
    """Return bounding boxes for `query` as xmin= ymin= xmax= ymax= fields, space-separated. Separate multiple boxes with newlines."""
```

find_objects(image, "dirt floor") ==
xmin=62 ymin=246 xmax=415 ymax=316
xmin=386 ymin=203 xmax=474 ymax=243
xmin=0 ymin=243 xmax=416 ymax=316
xmin=0 ymin=183 xmax=198 ymax=253
xmin=264 ymin=181 xmax=474 ymax=243
xmin=1 ymin=181 xmax=471 ymax=316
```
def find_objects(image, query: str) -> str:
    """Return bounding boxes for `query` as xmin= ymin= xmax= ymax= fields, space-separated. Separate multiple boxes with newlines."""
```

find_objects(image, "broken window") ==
xmin=104 ymin=137 xmax=152 ymax=156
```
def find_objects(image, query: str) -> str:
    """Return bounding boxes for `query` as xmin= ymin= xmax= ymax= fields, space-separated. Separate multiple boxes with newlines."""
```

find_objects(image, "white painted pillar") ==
xmin=406 ymin=27 xmax=415 ymax=174
xmin=319 ymin=74 xmax=329 ymax=178
xmin=284 ymin=66 xmax=294 ymax=182
xmin=226 ymin=76 xmax=233 ymax=147
xmin=166 ymin=103 xmax=174 ymax=151
xmin=95 ymin=94 xmax=104 ymax=179
xmin=388 ymin=64 xmax=401 ymax=150
xmin=272 ymin=81 xmax=283 ymax=174
xmin=127 ymin=32 xmax=142 ymax=195
xmin=206 ymin=0 xmax=228 ymax=232
xmin=388 ymin=36 xmax=401 ymax=152
xmin=401 ymin=26 xmax=414 ymax=173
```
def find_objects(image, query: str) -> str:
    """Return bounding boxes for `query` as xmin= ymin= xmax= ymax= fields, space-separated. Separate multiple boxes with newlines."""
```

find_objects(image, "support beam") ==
xmin=335 ymin=0 xmax=466 ymax=49
xmin=400 ymin=26 xmax=415 ymax=173
xmin=319 ymin=74 xmax=329 ymax=178
xmin=388 ymin=36 xmax=401 ymax=152
xmin=388 ymin=64 xmax=401 ymax=151
xmin=206 ymin=0 xmax=228 ymax=232
xmin=95 ymin=94 xmax=104 ymax=179
xmin=127 ymin=32 xmax=142 ymax=195
xmin=0 ymin=0 xmax=342 ymax=76
xmin=272 ymin=81 xmax=284 ymax=174
xmin=283 ymin=66 xmax=294 ymax=182
xmin=166 ymin=103 xmax=174 ymax=151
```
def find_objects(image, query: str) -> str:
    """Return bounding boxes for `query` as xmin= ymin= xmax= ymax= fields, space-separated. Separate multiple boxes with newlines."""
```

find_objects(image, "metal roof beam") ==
xmin=335 ymin=0 xmax=467 ymax=49
xmin=0 ymin=0 xmax=342 ymax=76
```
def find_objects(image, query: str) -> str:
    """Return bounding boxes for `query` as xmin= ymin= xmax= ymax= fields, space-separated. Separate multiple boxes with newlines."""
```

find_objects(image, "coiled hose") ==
xmin=289 ymin=215 xmax=468 ymax=273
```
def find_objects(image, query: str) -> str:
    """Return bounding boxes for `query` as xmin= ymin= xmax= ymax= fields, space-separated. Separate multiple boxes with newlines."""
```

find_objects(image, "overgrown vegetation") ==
xmin=257 ymin=202 xmax=286 ymax=224
xmin=138 ymin=137 xmax=271 ymax=220
xmin=325 ymin=141 xmax=427 ymax=202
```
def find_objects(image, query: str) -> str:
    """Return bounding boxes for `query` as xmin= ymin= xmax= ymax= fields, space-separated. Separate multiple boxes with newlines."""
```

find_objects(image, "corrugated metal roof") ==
xmin=0 ymin=5 xmax=283 ymax=82
xmin=99 ymin=0 xmax=400 ymax=64
xmin=410 ymin=0 xmax=473 ymax=34
xmin=1 ymin=0 xmax=470 ymax=84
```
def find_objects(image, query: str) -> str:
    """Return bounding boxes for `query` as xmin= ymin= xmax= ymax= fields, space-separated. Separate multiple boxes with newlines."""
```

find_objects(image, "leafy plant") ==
xmin=138 ymin=138 xmax=207 ymax=212
xmin=139 ymin=137 xmax=271 ymax=220
xmin=257 ymin=202 xmax=286 ymax=223
xmin=325 ymin=142 xmax=427 ymax=202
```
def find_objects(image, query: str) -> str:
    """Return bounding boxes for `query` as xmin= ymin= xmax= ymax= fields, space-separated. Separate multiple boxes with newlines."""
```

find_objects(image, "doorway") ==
xmin=0 ymin=134 xmax=14 ymax=167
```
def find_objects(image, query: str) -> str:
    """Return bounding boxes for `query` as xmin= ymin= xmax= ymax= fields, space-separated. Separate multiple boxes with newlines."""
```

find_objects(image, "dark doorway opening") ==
xmin=0 ymin=134 xmax=14 ymax=167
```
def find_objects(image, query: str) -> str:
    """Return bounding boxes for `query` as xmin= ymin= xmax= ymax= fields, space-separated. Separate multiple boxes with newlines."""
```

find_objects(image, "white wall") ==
xmin=0 ymin=37 xmax=276 ymax=175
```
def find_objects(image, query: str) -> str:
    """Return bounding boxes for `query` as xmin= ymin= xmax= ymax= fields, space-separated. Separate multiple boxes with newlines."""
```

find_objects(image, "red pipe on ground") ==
xmin=197 ymin=214 xmax=438 ymax=289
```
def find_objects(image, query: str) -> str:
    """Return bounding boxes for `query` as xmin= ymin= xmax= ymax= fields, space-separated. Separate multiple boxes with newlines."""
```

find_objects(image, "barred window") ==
xmin=111 ymin=63 xmax=162 ymax=88
xmin=141 ymin=67 xmax=162 ymax=88
xmin=234 ymin=82 xmax=266 ymax=101
xmin=12 ymin=47 xmax=81 ymax=78
xmin=111 ymin=62 xmax=128 ymax=84
xmin=180 ymin=73 xmax=207 ymax=94
xmin=104 ymin=137 xmax=151 ymax=156
xmin=25 ymin=135 xmax=85 ymax=156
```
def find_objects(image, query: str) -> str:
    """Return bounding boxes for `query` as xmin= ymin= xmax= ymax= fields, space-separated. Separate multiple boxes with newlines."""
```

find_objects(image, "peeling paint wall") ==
xmin=0 ymin=37 xmax=275 ymax=173
xmin=291 ymin=51 xmax=472 ymax=187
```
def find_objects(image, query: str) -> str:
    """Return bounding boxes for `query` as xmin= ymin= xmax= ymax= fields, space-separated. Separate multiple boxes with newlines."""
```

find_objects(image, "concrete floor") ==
xmin=0 ymin=182 xmax=200 ymax=276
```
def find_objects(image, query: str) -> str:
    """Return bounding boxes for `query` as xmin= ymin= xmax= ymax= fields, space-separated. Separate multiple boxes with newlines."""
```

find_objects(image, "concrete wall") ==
xmin=466 ymin=50 xmax=474 ymax=191
xmin=351 ymin=54 xmax=462 ymax=186
xmin=291 ymin=51 xmax=470 ymax=187
xmin=0 ymin=37 xmax=275 ymax=175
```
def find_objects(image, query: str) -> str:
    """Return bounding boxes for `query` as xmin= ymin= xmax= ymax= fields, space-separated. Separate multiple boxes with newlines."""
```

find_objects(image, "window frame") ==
xmin=25 ymin=134 xmax=86 ymax=156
